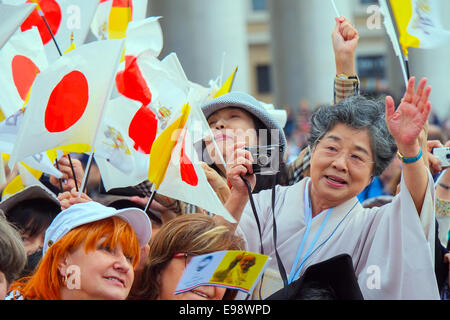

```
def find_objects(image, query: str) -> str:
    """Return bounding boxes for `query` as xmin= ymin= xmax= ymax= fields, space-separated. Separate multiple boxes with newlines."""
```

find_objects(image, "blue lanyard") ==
xmin=288 ymin=180 xmax=333 ymax=284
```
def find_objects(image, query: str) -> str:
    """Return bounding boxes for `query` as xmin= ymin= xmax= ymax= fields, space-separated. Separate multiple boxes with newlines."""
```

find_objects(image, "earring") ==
xmin=62 ymin=273 xmax=68 ymax=287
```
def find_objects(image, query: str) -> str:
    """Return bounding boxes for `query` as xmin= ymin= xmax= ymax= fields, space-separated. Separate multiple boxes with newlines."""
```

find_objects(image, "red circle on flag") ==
xmin=128 ymin=106 xmax=157 ymax=154
xmin=180 ymin=132 xmax=198 ymax=186
xmin=21 ymin=0 xmax=62 ymax=45
xmin=45 ymin=70 xmax=89 ymax=132
xmin=11 ymin=55 xmax=40 ymax=101
xmin=116 ymin=55 xmax=152 ymax=106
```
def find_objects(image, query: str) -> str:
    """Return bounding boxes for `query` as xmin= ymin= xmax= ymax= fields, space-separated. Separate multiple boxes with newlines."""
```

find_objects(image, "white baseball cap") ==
xmin=43 ymin=201 xmax=152 ymax=254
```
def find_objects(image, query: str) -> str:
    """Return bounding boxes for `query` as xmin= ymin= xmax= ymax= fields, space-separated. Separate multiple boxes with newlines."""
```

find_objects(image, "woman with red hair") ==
xmin=6 ymin=201 xmax=151 ymax=300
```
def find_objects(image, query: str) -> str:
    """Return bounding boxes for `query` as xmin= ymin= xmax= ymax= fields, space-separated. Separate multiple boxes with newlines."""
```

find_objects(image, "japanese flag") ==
xmin=0 ymin=2 xmax=36 ymax=50
xmin=114 ymin=16 xmax=163 ymax=106
xmin=3 ymin=0 xmax=99 ymax=62
xmin=0 ymin=27 xmax=48 ymax=117
xmin=9 ymin=39 xmax=124 ymax=169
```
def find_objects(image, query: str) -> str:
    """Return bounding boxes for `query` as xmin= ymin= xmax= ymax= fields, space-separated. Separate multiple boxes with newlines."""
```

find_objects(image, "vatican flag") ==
xmin=390 ymin=0 xmax=450 ymax=56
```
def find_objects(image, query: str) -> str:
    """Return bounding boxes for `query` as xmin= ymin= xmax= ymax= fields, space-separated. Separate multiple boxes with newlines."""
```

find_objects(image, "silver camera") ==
xmin=245 ymin=144 xmax=283 ymax=175
xmin=433 ymin=147 xmax=450 ymax=168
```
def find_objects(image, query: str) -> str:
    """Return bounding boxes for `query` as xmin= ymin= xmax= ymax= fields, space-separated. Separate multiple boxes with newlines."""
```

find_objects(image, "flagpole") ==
xmin=54 ymin=159 xmax=64 ymax=193
xmin=330 ymin=0 xmax=341 ymax=18
xmin=144 ymin=185 xmax=157 ymax=213
xmin=219 ymin=52 xmax=226 ymax=85
xmin=76 ymin=39 xmax=125 ymax=197
xmin=82 ymin=154 xmax=93 ymax=194
xmin=379 ymin=0 xmax=409 ymax=88
xmin=404 ymin=56 xmax=411 ymax=79
xmin=31 ymin=0 xmax=63 ymax=56
xmin=78 ymin=150 xmax=94 ymax=197
xmin=41 ymin=13 xmax=62 ymax=56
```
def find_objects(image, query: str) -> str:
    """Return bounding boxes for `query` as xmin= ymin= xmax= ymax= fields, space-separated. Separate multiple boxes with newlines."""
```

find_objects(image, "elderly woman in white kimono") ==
xmin=223 ymin=77 xmax=440 ymax=299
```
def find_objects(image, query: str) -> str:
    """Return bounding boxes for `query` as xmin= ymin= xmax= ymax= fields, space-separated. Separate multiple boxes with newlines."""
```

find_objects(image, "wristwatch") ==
xmin=336 ymin=74 xmax=358 ymax=80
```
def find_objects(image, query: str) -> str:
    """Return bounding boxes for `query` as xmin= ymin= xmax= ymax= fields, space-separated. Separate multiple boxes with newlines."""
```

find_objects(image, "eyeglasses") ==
xmin=172 ymin=252 xmax=195 ymax=268
xmin=314 ymin=140 xmax=374 ymax=169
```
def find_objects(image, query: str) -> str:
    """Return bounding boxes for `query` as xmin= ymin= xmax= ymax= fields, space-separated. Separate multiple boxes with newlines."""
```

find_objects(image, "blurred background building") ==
xmin=148 ymin=0 xmax=450 ymax=155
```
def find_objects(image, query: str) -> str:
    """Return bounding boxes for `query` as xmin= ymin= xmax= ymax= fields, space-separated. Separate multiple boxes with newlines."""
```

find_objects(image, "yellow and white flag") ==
xmin=148 ymin=103 xmax=191 ymax=189
xmin=390 ymin=0 xmax=450 ymax=56
xmin=94 ymin=96 xmax=150 ymax=190
xmin=213 ymin=67 xmax=238 ymax=98
xmin=91 ymin=0 xmax=147 ymax=40
xmin=379 ymin=0 xmax=409 ymax=86
xmin=157 ymin=105 xmax=235 ymax=222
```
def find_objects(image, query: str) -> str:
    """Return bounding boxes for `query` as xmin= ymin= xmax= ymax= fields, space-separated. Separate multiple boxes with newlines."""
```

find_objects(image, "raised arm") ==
xmin=385 ymin=77 xmax=432 ymax=214
xmin=333 ymin=16 xmax=358 ymax=78
xmin=332 ymin=16 xmax=359 ymax=104
xmin=285 ymin=17 xmax=360 ymax=185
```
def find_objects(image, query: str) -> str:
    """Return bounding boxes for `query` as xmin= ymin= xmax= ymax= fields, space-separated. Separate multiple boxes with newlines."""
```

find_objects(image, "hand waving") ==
xmin=385 ymin=77 xmax=431 ymax=147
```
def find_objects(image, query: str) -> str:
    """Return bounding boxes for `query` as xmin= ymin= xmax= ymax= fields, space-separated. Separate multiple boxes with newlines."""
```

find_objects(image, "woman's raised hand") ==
xmin=385 ymin=77 xmax=431 ymax=148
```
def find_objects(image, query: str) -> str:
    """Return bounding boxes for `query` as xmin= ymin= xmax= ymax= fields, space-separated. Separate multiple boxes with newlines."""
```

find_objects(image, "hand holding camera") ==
xmin=433 ymin=146 xmax=450 ymax=168
xmin=225 ymin=142 xmax=256 ymax=196
xmin=244 ymin=144 xmax=284 ymax=175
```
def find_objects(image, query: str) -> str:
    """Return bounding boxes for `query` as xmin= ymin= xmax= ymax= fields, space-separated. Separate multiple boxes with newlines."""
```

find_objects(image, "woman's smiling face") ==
xmin=59 ymin=237 xmax=135 ymax=300
xmin=309 ymin=123 xmax=374 ymax=212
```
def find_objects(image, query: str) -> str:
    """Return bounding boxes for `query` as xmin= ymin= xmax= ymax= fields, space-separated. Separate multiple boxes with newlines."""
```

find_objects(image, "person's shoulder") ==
xmin=251 ymin=183 xmax=291 ymax=200
xmin=250 ymin=179 xmax=307 ymax=213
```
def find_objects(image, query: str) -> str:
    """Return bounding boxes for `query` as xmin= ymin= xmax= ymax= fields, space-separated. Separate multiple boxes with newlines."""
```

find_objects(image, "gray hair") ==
xmin=308 ymin=95 xmax=397 ymax=176
xmin=0 ymin=214 xmax=26 ymax=285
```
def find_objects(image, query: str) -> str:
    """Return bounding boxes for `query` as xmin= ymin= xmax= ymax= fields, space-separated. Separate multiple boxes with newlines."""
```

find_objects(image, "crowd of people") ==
xmin=0 ymin=15 xmax=449 ymax=301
